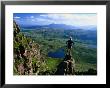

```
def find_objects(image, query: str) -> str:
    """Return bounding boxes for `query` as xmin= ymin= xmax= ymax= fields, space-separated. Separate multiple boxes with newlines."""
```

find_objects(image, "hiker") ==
xmin=66 ymin=36 xmax=74 ymax=55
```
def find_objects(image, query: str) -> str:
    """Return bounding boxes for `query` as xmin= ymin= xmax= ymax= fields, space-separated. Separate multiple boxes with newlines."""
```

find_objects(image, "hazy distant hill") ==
xmin=20 ymin=23 xmax=96 ymax=30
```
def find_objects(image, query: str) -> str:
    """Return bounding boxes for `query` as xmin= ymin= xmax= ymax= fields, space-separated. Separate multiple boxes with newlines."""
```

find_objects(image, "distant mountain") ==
xmin=47 ymin=24 xmax=78 ymax=30
xmin=20 ymin=25 xmax=41 ymax=29
xmin=20 ymin=23 xmax=78 ymax=30
xmin=78 ymin=25 xmax=97 ymax=30
xmin=20 ymin=23 xmax=96 ymax=31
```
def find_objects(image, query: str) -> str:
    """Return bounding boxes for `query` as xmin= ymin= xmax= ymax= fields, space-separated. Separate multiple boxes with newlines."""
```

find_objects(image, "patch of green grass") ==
xmin=45 ymin=57 xmax=62 ymax=73
xmin=75 ymin=62 xmax=97 ymax=72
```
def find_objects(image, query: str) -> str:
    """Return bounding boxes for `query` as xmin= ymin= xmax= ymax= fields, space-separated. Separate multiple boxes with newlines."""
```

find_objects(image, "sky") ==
xmin=13 ymin=13 xmax=97 ymax=27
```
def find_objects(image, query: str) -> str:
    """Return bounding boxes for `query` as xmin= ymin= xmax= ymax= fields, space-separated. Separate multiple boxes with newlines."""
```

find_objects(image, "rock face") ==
xmin=13 ymin=21 xmax=47 ymax=75
xmin=63 ymin=54 xmax=75 ymax=75
xmin=55 ymin=54 xmax=75 ymax=75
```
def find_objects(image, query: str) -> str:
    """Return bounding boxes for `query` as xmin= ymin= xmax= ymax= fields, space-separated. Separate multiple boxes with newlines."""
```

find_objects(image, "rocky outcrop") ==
xmin=55 ymin=54 xmax=75 ymax=75
xmin=63 ymin=54 xmax=75 ymax=75
xmin=13 ymin=21 xmax=47 ymax=75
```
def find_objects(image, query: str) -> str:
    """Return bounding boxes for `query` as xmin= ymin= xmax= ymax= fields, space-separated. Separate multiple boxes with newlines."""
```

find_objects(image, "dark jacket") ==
xmin=66 ymin=40 xmax=74 ymax=49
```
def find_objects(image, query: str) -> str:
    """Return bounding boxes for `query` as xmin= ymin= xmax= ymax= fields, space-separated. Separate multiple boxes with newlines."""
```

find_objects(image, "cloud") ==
xmin=34 ymin=18 xmax=54 ymax=25
xmin=31 ymin=19 xmax=35 ymax=21
xmin=40 ymin=14 xmax=48 ymax=17
xmin=30 ymin=16 xmax=34 ymax=18
xmin=39 ymin=13 xmax=97 ymax=26
xmin=14 ymin=13 xmax=97 ymax=27
xmin=14 ymin=16 xmax=20 ymax=19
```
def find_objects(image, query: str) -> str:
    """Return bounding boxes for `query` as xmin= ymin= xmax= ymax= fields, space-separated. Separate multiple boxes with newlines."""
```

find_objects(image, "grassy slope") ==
xmin=45 ymin=57 xmax=63 ymax=74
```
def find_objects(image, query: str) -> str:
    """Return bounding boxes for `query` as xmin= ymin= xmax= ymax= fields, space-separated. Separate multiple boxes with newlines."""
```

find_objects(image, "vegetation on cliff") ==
xmin=14 ymin=21 xmax=56 ymax=75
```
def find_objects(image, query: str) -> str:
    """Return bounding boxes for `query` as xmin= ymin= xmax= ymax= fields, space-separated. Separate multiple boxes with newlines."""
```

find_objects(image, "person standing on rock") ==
xmin=66 ymin=36 xmax=74 ymax=55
